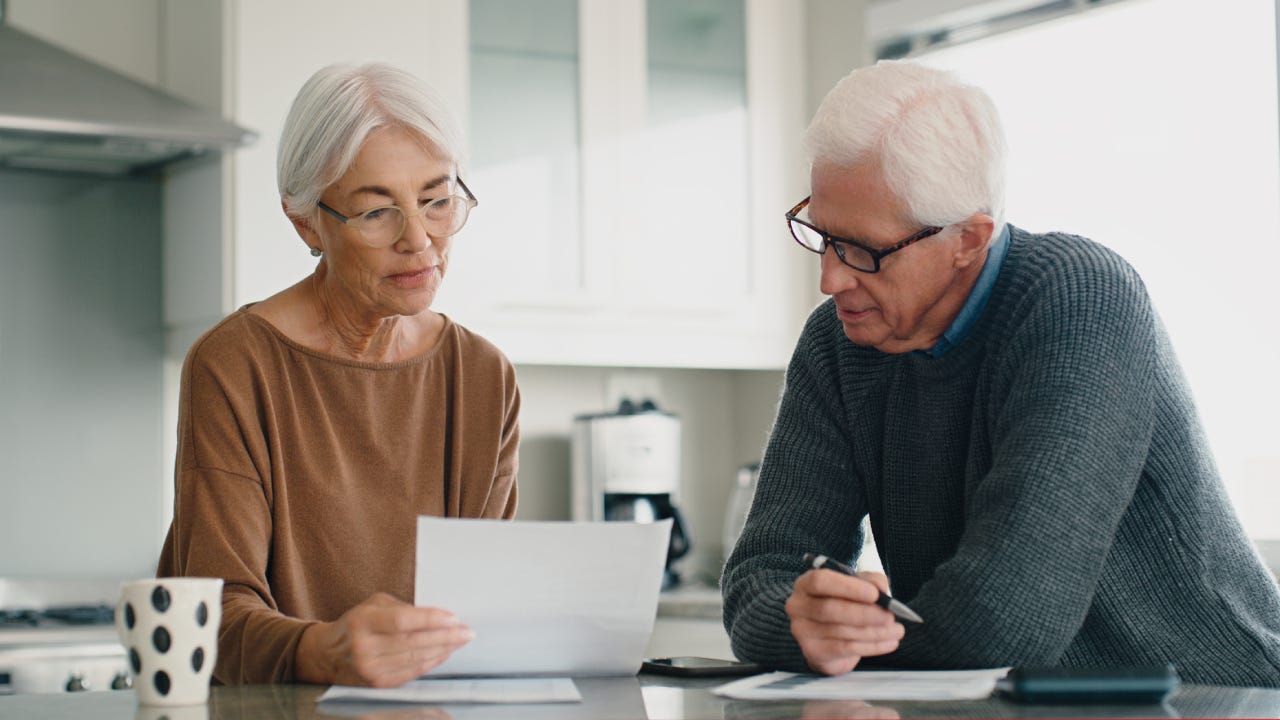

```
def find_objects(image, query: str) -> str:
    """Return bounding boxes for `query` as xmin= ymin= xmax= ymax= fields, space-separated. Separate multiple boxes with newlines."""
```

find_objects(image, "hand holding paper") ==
xmin=414 ymin=516 xmax=671 ymax=677
xmin=295 ymin=592 xmax=474 ymax=687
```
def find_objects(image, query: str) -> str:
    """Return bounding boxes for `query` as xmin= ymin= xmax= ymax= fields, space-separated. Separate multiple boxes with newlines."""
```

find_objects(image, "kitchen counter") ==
xmin=657 ymin=581 xmax=723 ymax=621
xmin=651 ymin=582 xmax=732 ymax=659
xmin=3 ymin=676 xmax=1280 ymax=719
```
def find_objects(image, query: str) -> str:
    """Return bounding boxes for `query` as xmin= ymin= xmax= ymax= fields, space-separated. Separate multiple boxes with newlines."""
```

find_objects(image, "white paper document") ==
xmin=714 ymin=668 xmax=1011 ymax=701
xmin=414 ymin=516 xmax=671 ymax=677
xmin=318 ymin=677 xmax=581 ymax=705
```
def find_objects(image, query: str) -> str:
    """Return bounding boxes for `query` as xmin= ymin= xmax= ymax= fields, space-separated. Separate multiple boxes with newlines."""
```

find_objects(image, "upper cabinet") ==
xmin=171 ymin=0 xmax=812 ymax=369
xmin=439 ymin=0 xmax=812 ymax=368
xmin=455 ymin=0 xmax=586 ymax=320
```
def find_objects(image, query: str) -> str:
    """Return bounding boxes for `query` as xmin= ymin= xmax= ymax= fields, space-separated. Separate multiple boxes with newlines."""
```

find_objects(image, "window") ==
xmin=916 ymin=0 xmax=1280 ymax=541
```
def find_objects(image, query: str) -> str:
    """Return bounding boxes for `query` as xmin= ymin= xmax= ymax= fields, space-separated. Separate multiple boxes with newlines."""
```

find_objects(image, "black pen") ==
xmin=802 ymin=552 xmax=924 ymax=624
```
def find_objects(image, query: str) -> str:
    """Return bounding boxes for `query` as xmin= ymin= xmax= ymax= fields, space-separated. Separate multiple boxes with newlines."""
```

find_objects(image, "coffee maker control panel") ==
xmin=571 ymin=399 xmax=682 ymax=517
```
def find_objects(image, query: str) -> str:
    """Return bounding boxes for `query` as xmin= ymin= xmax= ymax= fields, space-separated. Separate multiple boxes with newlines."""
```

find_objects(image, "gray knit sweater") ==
xmin=722 ymin=226 xmax=1280 ymax=687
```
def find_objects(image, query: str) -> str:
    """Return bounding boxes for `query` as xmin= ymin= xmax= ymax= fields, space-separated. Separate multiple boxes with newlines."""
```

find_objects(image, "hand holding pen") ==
xmin=786 ymin=553 xmax=915 ymax=675
xmin=802 ymin=552 xmax=924 ymax=624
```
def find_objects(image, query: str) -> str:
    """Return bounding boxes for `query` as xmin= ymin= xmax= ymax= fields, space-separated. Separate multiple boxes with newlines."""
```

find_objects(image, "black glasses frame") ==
xmin=317 ymin=177 xmax=478 ymax=242
xmin=786 ymin=196 xmax=943 ymax=273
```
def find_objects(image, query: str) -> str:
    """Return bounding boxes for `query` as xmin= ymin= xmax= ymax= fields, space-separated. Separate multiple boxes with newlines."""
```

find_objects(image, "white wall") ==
xmin=806 ymin=0 xmax=871 ymax=115
xmin=0 ymin=171 xmax=166 ymax=579
xmin=6 ymin=0 xmax=161 ymax=86
xmin=514 ymin=365 xmax=784 ymax=582
xmin=911 ymin=0 xmax=1280 ymax=551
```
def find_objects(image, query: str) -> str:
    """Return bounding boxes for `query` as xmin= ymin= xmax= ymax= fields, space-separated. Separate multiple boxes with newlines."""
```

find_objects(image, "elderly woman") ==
xmin=158 ymin=62 xmax=519 ymax=687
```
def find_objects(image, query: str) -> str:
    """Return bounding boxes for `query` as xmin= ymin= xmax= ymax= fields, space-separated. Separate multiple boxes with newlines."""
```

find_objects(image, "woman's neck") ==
xmin=306 ymin=272 xmax=435 ymax=363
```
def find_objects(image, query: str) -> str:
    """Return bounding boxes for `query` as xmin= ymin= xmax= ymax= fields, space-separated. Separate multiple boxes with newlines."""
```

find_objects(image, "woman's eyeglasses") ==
xmin=317 ymin=178 xmax=478 ymax=248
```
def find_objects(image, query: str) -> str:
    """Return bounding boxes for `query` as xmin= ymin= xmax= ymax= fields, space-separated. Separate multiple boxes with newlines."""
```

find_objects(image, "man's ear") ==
xmin=953 ymin=214 xmax=995 ymax=269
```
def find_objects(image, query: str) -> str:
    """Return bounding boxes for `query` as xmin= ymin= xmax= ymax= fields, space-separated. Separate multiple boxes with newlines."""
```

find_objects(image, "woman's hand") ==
xmin=785 ymin=569 xmax=905 ymax=675
xmin=295 ymin=592 xmax=474 ymax=687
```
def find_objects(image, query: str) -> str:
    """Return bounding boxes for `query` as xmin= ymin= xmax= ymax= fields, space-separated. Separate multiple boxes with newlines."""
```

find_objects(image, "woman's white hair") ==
xmin=278 ymin=62 xmax=464 ymax=219
xmin=803 ymin=60 xmax=1007 ymax=234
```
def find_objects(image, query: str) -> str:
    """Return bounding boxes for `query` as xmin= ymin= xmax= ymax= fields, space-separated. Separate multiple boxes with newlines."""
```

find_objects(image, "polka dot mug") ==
xmin=115 ymin=578 xmax=222 ymax=706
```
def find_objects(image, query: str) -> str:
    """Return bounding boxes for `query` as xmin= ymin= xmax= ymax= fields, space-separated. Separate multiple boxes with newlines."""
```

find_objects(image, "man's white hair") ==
xmin=803 ymin=60 xmax=1007 ymax=234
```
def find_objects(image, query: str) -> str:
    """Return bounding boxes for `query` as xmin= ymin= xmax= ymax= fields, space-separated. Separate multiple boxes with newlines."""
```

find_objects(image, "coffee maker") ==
xmin=571 ymin=398 xmax=690 ymax=589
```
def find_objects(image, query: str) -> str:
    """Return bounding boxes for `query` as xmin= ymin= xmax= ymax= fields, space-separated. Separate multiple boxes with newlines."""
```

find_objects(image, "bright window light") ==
xmin=918 ymin=0 xmax=1280 ymax=540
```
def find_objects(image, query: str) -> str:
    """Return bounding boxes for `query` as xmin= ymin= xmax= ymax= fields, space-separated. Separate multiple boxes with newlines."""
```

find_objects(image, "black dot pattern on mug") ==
xmin=120 ymin=581 xmax=220 ymax=702
xmin=152 ymin=626 xmax=171 ymax=654
xmin=154 ymin=670 xmax=171 ymax=696
xmin=151 ymin=586 xmax=171 ymax=613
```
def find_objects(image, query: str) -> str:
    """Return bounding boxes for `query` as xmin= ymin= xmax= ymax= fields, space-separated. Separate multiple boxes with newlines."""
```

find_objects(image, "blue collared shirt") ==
xmin=925 ymin=225 xmax=1010 ymax=358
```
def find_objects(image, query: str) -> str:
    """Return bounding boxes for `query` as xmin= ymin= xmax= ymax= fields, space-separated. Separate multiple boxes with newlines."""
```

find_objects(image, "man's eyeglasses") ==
xmin=786 ymin=196 xmax=942 ymax=273
xmin=317 ymin=177 xmax=478 ymax=248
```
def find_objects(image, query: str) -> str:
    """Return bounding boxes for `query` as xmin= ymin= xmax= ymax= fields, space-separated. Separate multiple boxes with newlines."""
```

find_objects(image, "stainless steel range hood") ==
xmin=0 ymin=12 xmax=254 ymax=176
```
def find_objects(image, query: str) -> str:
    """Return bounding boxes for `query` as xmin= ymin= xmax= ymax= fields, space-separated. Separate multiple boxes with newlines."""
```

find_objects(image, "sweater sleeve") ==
xmin=720 ymin=302 xmax=870 ymax=671
xmin=865 ymin=244 xmax=1160 ymax=669
xmin=159 ymin=468 xmax=312 ymax=684
xmin=157 ymin=334 xmax=312 ymax=685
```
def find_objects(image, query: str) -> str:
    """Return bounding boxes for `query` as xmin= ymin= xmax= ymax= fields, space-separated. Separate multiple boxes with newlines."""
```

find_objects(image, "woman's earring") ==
xmin=310 ymin=247 xmax=323 ymax=257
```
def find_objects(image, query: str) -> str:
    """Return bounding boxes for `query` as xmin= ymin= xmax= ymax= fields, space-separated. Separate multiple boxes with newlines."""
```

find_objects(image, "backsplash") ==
xmin=0 ymin=169 xmax=165 ymax=579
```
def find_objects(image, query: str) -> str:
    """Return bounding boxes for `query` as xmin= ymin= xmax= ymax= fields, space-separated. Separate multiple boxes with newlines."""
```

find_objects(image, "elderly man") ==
xmin=721 ymin=60 xmax=1280 ymax=687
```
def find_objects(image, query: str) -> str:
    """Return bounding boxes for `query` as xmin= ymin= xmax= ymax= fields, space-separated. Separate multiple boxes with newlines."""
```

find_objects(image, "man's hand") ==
xmin=786 ymin=569 xmax=905 ymax=675
xmin=295 ymin=592 xmax=474 ymax=687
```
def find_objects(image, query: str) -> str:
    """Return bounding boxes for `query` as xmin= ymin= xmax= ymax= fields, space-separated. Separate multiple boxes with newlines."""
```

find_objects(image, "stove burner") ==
xmin=0 ymin=605 xmax=115 ymax=628
xmin=41 ymin=605 xmax=115 ymax=625
xmin=0 ymin=610 xmax=40 ymax=627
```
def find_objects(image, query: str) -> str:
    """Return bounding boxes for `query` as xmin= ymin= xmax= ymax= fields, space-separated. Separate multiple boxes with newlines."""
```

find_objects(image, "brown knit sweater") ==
xmin=157 ymin=308 xmax=520 ymax=685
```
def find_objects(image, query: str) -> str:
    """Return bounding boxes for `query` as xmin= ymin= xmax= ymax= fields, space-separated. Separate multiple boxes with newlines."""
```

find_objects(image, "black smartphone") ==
xmin=640 ymin=656 xmax=765 ymax=678
xmin=997 ymin=665 xmax=1180 ymax=704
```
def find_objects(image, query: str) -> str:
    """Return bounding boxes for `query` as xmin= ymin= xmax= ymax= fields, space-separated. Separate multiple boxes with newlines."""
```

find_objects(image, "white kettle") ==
xmin=722 ymin=462 xmax=759 ymax=564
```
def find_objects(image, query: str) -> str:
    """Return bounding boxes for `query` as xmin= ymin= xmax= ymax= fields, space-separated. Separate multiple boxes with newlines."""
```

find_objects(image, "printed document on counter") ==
xmin=714 ymin=668 xmax=1011 ymax=701
xmin=319 ymin=677 xmax=581 ymax=704
xmin=414 ymin=516 xmax=671 ymax=677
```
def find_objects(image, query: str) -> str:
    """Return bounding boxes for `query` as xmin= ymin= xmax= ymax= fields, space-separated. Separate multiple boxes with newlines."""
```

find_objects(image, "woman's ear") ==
xmin=283 ymin=199 xmax=320 ymax=247
xmin=953 ymin=214 xmax=995 ymax=269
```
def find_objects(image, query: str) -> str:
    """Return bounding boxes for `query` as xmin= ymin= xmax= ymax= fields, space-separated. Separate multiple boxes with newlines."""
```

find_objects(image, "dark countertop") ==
xmin=3 ymin=676 xmax=1280 ymax=719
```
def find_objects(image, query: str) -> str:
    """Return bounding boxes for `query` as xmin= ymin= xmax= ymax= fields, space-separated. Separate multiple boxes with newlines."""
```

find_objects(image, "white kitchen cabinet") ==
xmin=167 ymin=0 xmax=811 ymax=370
xmin=438 ymin=0 xmax=812 ymax=369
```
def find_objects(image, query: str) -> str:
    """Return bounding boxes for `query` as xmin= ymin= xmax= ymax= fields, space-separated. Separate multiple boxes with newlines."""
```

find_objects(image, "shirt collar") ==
xmin=925 ymin=224 xmax=1010 ymax=358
